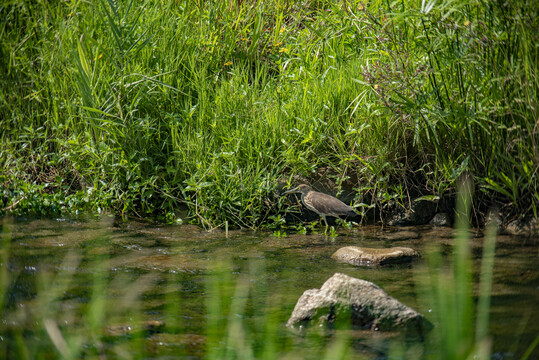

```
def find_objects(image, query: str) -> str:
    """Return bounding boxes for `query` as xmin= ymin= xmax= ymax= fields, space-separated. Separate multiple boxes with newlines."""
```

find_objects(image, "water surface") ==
xmin=1 ymin=216 xmax=538 ymax=359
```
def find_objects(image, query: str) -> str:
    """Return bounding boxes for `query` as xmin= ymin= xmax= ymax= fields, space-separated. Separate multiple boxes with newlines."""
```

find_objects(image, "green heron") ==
xmin=283 ymin=184 xmax=356 ymax=232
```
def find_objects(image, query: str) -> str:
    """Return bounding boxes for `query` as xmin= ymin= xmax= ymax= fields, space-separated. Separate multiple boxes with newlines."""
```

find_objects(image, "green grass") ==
xmin=1 ymin=0 xmax=538 ymax=227
xmin=415 ymin=178 xmax=497 ymax=359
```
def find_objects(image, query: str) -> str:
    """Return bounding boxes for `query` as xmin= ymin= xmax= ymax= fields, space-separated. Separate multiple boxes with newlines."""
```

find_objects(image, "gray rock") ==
xmin=429 ymin=213 xmax=451 ymax=227
xmin=287 ymin=273 xmax=431 ymax=334
xmin=380 ymin=230 xmax=420 ymax=241
xmin=485 ymin=211 xmax=503 ymax=233
xmin=388 ymin=199 xmax=437 ymax=226
xmin=504 ymin=218 xmax=539 ymax=236
xmin=332 ymin=246 xmax=419 ymax=266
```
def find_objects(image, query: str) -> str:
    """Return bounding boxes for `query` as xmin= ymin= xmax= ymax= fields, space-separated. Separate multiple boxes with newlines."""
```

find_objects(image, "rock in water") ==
xmin=388 ymin=199 xmax=438 ymax=226
xmin=429 ymin=212 xmax=452 ymax=227
xmin=504 ymin=218 xmax=539 ymax=236
xmin=287 ymin=273 xmax=431 ymax=335
xmin=380 ymin=231 xmax=420 ymax=241
xmin=332 ymin=246 xmax=419 ymax=266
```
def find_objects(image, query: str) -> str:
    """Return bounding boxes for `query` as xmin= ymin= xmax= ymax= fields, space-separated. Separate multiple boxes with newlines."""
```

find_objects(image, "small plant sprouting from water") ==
xmin=267 ymin=214 xmax=285 ymax=231
xmin=306 ymin=220 xmax=321 ymax=234
xmin=295 ymin=224 xmax=308 ymax=235
xmin=336 ymin=218 xmax=354 ymax=231
xmin=271 ymin=230 xmax=287 ymax=238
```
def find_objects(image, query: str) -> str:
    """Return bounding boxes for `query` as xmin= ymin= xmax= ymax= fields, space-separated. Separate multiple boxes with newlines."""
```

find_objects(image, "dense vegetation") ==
xmin=1 ymin=0 xmax=537 ymax=228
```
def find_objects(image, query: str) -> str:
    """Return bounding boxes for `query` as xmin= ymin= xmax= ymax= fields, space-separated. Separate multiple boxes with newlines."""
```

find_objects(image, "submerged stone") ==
xmin=504 ymin=218 xmax=539 ymax=236
xmin=287 ymin=273 xmax=431 ymax=335
xmin=420 ymin=227 xmax=454 ymax=239
xmin=388 ymin=199 xmax=438 ymax=226
xmin=147 ymin=333 xmax=205 ymax=357
xmin=105 ymin=320 xmax=165 ymax=337
xmin=380 ymin=231 xmax=420 ymax=241
xmin=110 ymin=252 xmax=206 ymax=273
xmin=332 ymin=246 xmax=419 ymax=266
xmin=429 ymin=213 xmax=452 ymax=227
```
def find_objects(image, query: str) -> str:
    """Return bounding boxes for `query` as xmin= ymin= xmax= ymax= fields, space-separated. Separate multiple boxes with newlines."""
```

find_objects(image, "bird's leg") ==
xmin=322 ymin=215 xmax=328 ymax=234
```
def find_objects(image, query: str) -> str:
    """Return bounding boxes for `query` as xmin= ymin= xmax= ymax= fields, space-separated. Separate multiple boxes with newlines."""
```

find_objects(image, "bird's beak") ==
xmin=282 ymin=187 xmax=298 ymax=196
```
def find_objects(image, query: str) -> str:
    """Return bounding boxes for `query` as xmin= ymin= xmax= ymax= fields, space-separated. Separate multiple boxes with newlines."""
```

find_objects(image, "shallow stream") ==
xmin=1 ymin=216 xmax=538 ymax=359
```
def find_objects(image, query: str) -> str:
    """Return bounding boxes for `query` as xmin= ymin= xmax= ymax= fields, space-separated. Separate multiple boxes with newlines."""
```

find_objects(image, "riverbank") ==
xmin=1 ymin=1 xmax=537 ymax=229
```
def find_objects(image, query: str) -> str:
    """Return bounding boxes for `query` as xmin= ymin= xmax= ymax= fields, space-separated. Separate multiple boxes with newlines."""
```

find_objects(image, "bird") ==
xmin=283 ymin=184 xmax=356 ymax=232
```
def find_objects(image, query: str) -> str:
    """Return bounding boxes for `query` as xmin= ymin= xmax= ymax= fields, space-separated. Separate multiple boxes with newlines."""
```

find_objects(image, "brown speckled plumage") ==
xmin=283 ymin=184 xmax=356 ymax=231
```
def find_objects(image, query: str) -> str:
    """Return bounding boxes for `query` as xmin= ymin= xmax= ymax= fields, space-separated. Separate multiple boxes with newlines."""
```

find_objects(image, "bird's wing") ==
xmin=306 ymin=192 xmax=355 ymax=216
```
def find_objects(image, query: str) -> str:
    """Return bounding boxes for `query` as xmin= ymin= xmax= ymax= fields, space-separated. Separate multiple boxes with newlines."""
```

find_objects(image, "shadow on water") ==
xmin=0 ymin=216 xmax=538 ymax=359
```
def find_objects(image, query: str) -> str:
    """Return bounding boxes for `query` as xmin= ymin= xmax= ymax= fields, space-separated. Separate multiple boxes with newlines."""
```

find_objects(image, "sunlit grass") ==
xmin=1 ymin=0 xmax=537 ymax=228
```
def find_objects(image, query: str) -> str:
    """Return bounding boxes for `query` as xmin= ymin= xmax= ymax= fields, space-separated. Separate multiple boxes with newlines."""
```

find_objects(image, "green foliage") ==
xmin=416 ymin=179 xmax=497 ymax=359
xmin=1 ymin=0 xmax=537 ymax=227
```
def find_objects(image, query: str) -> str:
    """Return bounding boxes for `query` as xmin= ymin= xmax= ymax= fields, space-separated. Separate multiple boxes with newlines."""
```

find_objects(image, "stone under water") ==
xmin=331 ymin=246 xmax=419 ymax=266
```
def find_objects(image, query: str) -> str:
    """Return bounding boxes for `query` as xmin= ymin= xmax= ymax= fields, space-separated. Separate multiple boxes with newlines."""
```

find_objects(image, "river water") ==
xmin=1 ymin=216 xmax=538 ymax=359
